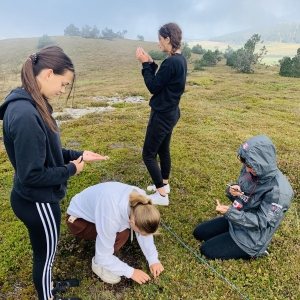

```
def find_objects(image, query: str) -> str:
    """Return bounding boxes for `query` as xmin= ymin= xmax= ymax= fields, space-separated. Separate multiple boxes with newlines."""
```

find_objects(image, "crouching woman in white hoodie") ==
xmin=66 ymin=181 xmax=164 ymax=284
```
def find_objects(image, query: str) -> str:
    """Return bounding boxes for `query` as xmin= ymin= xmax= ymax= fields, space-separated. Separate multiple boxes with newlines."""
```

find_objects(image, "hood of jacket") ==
xmin=0 ymin=88 xmax=36 ymax=120
xmin=237 ymin=135 xmax=278 ymax=181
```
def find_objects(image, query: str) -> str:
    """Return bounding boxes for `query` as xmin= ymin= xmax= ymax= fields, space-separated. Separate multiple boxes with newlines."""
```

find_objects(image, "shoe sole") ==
xmin=151 ymin=200 xmax=169 ymax=206
xmin=92 ymin=260 xmax=121 ymax=284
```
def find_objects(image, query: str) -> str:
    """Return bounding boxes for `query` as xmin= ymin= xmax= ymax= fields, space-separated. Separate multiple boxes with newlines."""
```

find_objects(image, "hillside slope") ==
xmin=210 ymin=21 xmax=300 ymax=44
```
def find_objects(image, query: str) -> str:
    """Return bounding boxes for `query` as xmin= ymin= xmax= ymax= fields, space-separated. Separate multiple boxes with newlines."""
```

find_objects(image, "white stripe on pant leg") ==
xmin=45 ymin=203 xmax=59 ymax=294
xmin=36 ymin=203 xmax=56 ymax=300
xmin=41 ymin=203 xmax=59 ymax=299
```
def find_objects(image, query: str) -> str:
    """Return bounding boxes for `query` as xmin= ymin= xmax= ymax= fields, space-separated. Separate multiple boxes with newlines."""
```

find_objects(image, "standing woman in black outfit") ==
xmin=0 ymin=46 xmax=108 ymax=300
xmin=136 ymin=23 xmax=187 ymax=206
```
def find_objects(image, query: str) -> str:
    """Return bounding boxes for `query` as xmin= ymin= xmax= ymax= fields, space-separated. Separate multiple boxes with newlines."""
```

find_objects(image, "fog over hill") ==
xmin=210 ymin=21 xmax=300 ymax=44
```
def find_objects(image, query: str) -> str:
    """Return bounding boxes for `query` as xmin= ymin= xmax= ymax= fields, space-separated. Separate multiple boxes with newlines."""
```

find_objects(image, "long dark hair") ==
xmin=21 ymin=46 xmax=75 ymax=132
xmin=159 ymin=23 xmax=182 ymax=55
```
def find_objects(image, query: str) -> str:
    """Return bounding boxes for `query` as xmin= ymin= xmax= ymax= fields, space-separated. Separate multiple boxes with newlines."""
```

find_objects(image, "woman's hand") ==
xmin=136 ymin=47 xmax=151 ymax=63
xmin=150 ymin=262 xmax=164 ymax=279
xmin=82 ymin=151 xmax=109 ymax=162
xmin=131 ymin=269 xmax=151 ymax=284
xmin=228 ymin=185 xmax=244 ymax=197
xmin=216 ymin=200 xmax=229 ymax=214
xmin=71 ymin=156 xmax=85 ymax=174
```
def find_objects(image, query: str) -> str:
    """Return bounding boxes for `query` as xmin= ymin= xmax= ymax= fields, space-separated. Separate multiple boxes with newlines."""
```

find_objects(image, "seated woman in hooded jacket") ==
xmin=193 ymin=135 xmax=293 ymax=260
xmin=66 ymin=181 xmax=164 ymax=284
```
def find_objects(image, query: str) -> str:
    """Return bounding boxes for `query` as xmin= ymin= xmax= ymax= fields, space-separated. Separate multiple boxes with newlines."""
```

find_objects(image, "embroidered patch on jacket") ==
xmin=233 ymin=200 xmax=243 ymax=210
xmin=243 ymin=143 xmax=249 ymax=149
xmin=239 ymin=194 xmax=250 ymax=203
xmin=267 ymin=203 xmax=283 ymax=222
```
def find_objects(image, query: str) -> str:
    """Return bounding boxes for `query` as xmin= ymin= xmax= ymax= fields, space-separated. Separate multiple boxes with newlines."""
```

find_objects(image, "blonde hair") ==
xmin=129 ymin=189 xmax=160 ymax=234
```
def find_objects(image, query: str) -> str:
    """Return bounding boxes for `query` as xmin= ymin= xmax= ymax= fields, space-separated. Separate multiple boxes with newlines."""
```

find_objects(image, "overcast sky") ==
xmin=1 ymin=0 xmax=300 ymax=41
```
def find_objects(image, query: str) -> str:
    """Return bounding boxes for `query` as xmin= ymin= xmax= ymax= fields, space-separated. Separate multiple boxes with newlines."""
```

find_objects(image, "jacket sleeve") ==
xmin=225 ymin=182 xmax=239 ymax=203
xmin=135 ymin=233 xmax=160 ymax=267
xmin=9 ymin=110 xmax=76 ymax=187
xmin=224 ymin=188 xmax=289 ymax=229
xmin=62 ymin=148 xmax=83 ymax=163
xmin=94 ymin=214 xmax=134 ymax=278
xmin=141 ymin=60 xmax=173 ymax=94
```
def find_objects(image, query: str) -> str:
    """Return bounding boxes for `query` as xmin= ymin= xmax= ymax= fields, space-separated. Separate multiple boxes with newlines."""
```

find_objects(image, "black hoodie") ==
xmin=0 ymin=88 xmax=82 ymax=203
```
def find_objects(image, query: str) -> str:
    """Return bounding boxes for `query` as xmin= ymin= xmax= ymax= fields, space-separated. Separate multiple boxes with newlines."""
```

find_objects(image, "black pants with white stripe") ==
xmin=11 ymin=189 xmax=60 ymax=300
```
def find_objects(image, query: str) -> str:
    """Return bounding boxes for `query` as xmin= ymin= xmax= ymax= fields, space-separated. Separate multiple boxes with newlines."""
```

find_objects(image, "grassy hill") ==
xmin=1 ymin=36 xmax=300 ymax=300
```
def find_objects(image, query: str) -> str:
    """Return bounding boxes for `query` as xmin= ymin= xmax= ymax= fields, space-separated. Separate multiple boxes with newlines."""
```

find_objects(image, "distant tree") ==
xmin=81 ymin=25 xmax=92 ymax=38
xmin=100 ymin=27 xmax=115 ymax=40
xmin=194 ymin=49 xmax=222 ymax=70
xmin=37 ymin=34 xmax=56 ymax=49
xmin=90 ymin=25 xmax=100 ymax=38
xmin=181 ymin=42 xmax=192 ymax=60
xmin=115 ymin=30 xmax=127 ymax=39
xmin=224 ymin=45 xmax=234 ymax=60
xmin=191 ymin=44 xmax=206 ymax=54
xmin=100 ymin=28 xmax=127 ymax=40
xmin=279 ymin=48 xmax=300 ymax=77
xmin=81 ymin=25 xmax=99 ymax=38
xmin=64 ymin=23 xmax=81 ymax=36
xmin=148 ymin=50 xmax=168 ymax=60
xmin=291 ymin=48 xmax=300 ymax=77
xmin=279 ymin=57 xmax=293 ymax=77
xmin=226 ymin=34 xmax=268 ymax=73
xmin=137 ymin=35 xmax=144 ymax=41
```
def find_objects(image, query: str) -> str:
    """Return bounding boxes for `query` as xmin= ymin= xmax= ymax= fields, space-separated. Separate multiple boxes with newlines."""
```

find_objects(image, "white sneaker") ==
xmin=92 ymin=257 xmax=121 ymax=284
xmin=148 ymin=192 xmax=169 ymax=206
xmin=147 ymin=184 xmax=170 ymax=194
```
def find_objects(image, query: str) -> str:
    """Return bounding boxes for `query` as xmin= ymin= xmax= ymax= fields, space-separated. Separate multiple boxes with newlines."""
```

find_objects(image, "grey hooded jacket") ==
xmin=224 ymin=135 xmax=293 ymax=257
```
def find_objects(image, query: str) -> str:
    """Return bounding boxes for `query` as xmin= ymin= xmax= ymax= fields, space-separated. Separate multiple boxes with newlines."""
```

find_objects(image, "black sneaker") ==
xmin=52 ymin=278 xmax=80 ymax=294
xmin=53 ymin=296 xmax=82 ymax=300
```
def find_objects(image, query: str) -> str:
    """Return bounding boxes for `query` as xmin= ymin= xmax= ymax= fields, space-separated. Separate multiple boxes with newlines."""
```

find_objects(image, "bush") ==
xmin=279 ymin=48 xmax=300 ymax=77
xmin=100 ymin=28 xmax=127 ymax=40
xmin=192 ymin=44 xmax=206 ymax=54
xmin=137 ymin=35 xmax=144 ymax=41
xmin=81 ymin=25 xmax=99 ymax=39
xmin=148 ymin=50 xmax=168 ymax=60
xmin=194 ymin=49 xmax=222 ymax=70
xmin=64 ymin=24 xmax=81 ymax=36
xmin=181 ymin=42 xmax=192 ymax=60
xmin=226 ymin=34 xmax=267 ymax=73
xmin=37 ymin=35 xmax=56 ymax=49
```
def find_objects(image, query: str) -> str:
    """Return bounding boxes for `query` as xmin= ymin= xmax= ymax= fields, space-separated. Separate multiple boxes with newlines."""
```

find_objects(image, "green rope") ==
xmin=93 ymin=162 xmax=250 ymax=300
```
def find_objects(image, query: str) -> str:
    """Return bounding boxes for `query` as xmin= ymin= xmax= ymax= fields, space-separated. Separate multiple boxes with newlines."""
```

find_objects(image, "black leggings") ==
xmin=193 ymin=217 xmax=249 ymax=260
xmin=11 ymin=189 xmax=61 ymax=300
xmin=142 ymin=107 xmax=180 ymax=189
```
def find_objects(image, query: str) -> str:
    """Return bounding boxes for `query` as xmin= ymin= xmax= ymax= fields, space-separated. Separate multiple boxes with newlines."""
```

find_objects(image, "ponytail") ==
xmin=129 ymin=190 xmax=160 ymax=234
xmin=21 ymin=46 xmax=75 ymax=132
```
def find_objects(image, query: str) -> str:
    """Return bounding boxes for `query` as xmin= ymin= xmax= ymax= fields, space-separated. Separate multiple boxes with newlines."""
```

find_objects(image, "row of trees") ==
xmin=64 ymin=23 xmax=127 ymax=40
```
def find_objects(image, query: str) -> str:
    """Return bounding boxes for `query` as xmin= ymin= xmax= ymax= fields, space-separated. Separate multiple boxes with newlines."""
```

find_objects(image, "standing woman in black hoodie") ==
xmin=136 ymin=23 xmax=187 ymax=206
xmin=0 ymin=46 xmax=108 ymax=300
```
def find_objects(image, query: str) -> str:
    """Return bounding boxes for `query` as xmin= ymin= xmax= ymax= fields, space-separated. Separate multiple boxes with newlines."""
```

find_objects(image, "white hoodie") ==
xmin=67 ymin=182 xmax=160 ymax=278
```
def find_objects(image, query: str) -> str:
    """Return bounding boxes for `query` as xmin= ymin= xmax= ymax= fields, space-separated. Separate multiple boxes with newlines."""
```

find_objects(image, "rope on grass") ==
xmin=160 ymin=221 xmax=250 ymax=300
xmin=93 ymin=162 xmax=250 ymax=300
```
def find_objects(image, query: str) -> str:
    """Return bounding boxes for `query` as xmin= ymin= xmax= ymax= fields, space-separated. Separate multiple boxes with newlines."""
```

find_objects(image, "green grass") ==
xmin=1 ymin=36 xmax=300 ymax=300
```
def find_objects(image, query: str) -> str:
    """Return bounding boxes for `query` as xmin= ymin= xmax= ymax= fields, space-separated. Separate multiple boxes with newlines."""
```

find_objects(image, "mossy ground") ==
xmin=0 ymin=37 xmax=300 ymax=300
